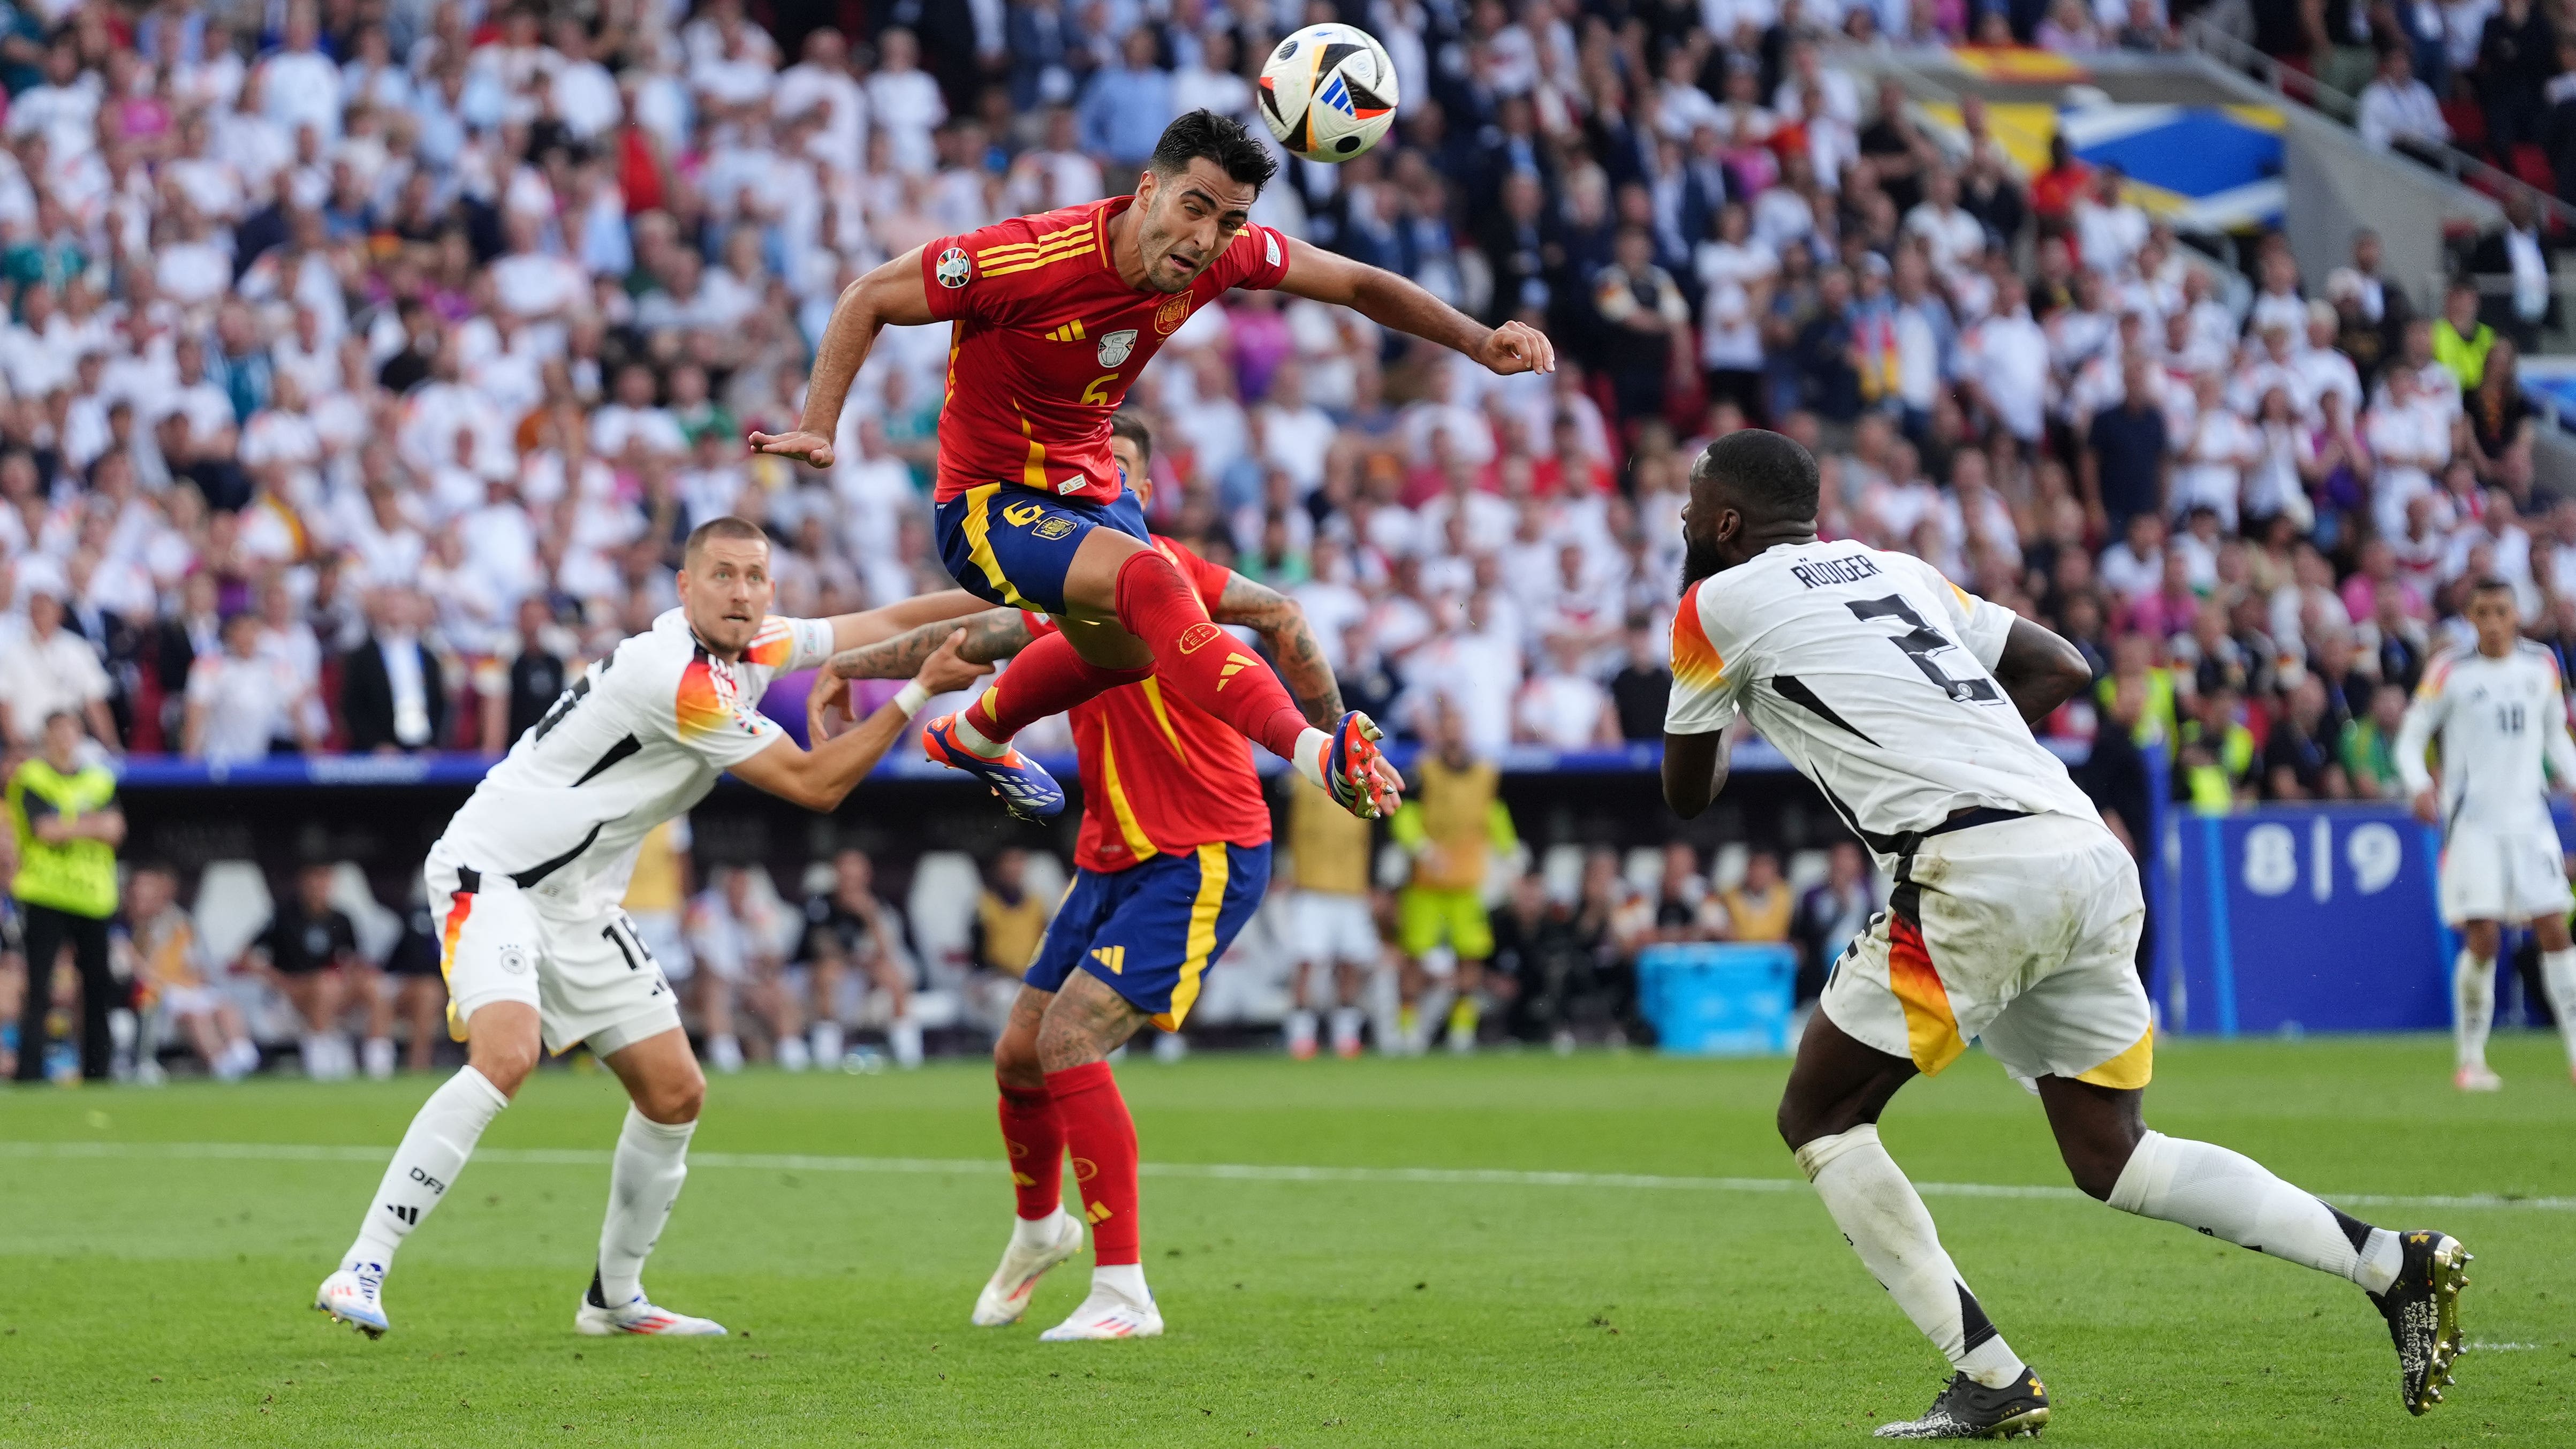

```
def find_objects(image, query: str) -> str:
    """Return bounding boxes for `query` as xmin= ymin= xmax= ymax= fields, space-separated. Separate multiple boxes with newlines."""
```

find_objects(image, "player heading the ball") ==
xmin=750 ymin=110 xmax=1553 ymax=827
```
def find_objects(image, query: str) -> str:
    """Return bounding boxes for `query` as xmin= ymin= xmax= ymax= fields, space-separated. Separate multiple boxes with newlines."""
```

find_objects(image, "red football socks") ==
xmin=1044 ymin=1060 xmax=1141 ymax=1266
xmin=967 ymin=627 xmax=1153 ymax=742
xmin=996 ymin=1078 xmax=1065 ymax=1222
xmin=1113 ymin=549 xmax=1309 ymax=761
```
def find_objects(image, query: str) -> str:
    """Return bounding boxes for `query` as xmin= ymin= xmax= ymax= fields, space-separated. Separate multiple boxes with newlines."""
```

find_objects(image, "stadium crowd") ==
xmin=0 ymin=0 xmax=2567 ymax=1078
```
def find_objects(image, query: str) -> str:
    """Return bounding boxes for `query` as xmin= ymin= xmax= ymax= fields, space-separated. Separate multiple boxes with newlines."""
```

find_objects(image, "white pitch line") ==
xmin=4 ymin=1139 xmax=2572 ymax=1213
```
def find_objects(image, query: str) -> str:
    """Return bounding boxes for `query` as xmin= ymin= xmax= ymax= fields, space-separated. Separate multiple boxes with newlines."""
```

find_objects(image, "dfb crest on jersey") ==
xmin=497 ymin=944 xmax=530 ymax=976
xmin=1095 ymin=328 xmax=1137 ymax=367
xmin=934 ymin=246 xmax=972 ymax=289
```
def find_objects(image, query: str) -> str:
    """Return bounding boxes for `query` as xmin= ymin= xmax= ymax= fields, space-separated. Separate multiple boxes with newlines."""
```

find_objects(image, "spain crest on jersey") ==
xmin=1096 ymin=329 xmax=1137 ymax=367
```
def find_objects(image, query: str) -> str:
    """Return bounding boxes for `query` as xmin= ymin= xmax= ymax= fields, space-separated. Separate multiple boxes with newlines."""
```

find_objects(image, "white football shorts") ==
xmin=1290 ymin=890 xmax=1381 ymax=968
xmin=427 ymin=846 xmax=682 ymax=1057
xmin=2438 ymin=825 xmax=2574 ymax=926
xmin=1822 ymin=810 xmax=2153 ymax=1091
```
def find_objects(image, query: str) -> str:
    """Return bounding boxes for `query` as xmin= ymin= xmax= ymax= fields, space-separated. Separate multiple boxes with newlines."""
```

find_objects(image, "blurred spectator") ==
xmin=7 ymin=711 xmax=125 ymax=1082
xmin=686 ymin=865 xmax=801 ymax=1074
xmin=1390 ymin=707 xmax=1514 ymax=1053
xmin=1281 ymin=772 xmax=1381 ymax=1062
xmin=1790 ymin=841 xmax=1875 ymax=1006
xmin=972 ymin=847 xmax=1051 ymax=984
xmin=118 ymin=862 xmax=256 ymax=1081
xmin=343 ymin=588 xmax=449 ymax=753
xmin=241 ymin=863 xmax=370 ymax=1081
xmin=795 ymin=847 xmax=920 ymax=1069
xmin=2 ymin=585 xmax=118 ymax=752
xmin=377 ymin=887 xmax=452 ymax=1074
xmin=2359 ymin=46 xmax=2451 ymax=155
xmin=1609 ymin=618 xmax=1675 ymax=742
xmin=1721 ymin=850 xmax=1793 ymax=943
xmin=185 ymin=612 xmax=319 ymax=762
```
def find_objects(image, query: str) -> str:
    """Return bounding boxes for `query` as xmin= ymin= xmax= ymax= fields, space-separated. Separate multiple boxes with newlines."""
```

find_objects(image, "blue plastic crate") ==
xmin=1636 ymin=944 xmax=1798 ymax=1056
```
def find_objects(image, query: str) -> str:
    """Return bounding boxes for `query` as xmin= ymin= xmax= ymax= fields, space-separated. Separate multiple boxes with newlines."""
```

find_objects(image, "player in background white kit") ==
xmin=2394 ymin=577 xmax=2576 ymax=1091
xmin=1663 ymin=431 xmax=2471 ymax=1438
xmin=315 ymin=518 xmax=994 ymax=1339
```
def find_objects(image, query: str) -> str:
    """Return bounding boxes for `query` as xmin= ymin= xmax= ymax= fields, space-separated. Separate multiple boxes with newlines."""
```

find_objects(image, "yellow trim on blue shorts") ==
xmin=960 ymin=483 xmax=1035 ymax=610
xmin=1154 ymin=843 xmax=1229 ymax=1030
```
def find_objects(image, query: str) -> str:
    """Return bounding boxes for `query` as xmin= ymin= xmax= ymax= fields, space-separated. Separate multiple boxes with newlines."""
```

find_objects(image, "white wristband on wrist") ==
xmin=892 ymin=680 xmax=932 ymax=717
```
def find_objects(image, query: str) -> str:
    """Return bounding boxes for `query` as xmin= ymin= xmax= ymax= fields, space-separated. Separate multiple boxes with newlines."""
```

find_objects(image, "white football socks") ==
xmin=778 ymin=1035 xmax=813 ymax=1073
xmin=1797 ymin=1125 xmax=2025 ymax=1390
xmin=362 ymin=1037 xmax=397 ymax=1081
xmin=890 ymin=1015 xmax=925 ymax=1069
xmin=1330 ymin=1006 xmax=1365 ymax=1056
xmin=952 ymin=711 xmax=1010 ymax=760
xmin=1092 ymin=1261 xmax=1149 ymax=1304
xmin=1285 ymin=1010 xmax=1319 ymax=1056
xmin=2542 ymin=948 xmax=2576 ymax=1065
xmin=706 ymin=1035 xmax=744 ymax=1073
xmin=2108 ymin=1129 xmax=2400 ymax=1294
xmin=1011 ymin=1205 xmax=1071 ymax=1251
xmin=598 ymin=1106 xmax=696 ymax=1307
xmin=345 ymin=1065 xmax=510 ymax=1270
xmin=2453 ymin=950 xmax=2496 ymax=1070
xmin=810 ymin=1020 xmax=844 ymax=1066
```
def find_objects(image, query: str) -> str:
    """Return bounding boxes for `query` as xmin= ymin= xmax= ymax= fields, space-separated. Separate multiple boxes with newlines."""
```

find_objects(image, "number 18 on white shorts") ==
xmin=428 ymin=846 xmax=684 ymax=1057
xmin=2438 ymin=826 xmax=2574 ymax=926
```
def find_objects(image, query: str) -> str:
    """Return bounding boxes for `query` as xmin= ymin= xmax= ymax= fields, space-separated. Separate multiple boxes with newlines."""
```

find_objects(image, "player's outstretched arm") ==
xmin=1662 ymin=717 xmax=1744 ymax=820
xmin=1277 ymin=244 xmax=1554 ymax=377
xmin=823 ymin=589 xmax=1000 ymax=654
xmin=809 ymin=610 xmax=1034 ymax=744
xmin=747 ymin=247 xmax=935 ymax=468
xmin=1989 ymin=618 xmax=2094 ymax=728
xmin=733 ymin=631 xmax=991 ymax=813
xmin=2391 ymin=670 xmax=2445 ymax=823
xmin=1212 ymin=573 xmax=1342 ymax=729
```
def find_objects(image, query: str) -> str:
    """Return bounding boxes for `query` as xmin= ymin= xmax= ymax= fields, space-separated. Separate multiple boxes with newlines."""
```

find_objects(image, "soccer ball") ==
xmin=1257 ymin=23 xmax=1400 ymax=164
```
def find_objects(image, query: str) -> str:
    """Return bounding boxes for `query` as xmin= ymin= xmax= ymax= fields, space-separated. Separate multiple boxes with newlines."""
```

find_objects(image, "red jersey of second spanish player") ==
xmin=921 ymin=197 xmax=1292 ymax=507
xmin=1023 ymin=536 xmax=1272 ymax=871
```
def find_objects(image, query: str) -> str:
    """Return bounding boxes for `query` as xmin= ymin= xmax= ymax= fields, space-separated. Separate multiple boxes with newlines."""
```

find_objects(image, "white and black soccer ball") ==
xmin=1257 ymin=23 xmax=1400 ymax=164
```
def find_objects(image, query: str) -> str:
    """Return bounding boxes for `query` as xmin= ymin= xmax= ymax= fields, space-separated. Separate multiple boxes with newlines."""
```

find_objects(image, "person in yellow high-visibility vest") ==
xmin=9 ymin=710 xmax=125 ymax=1083
xmin=1389 ymin=705 xmax=1517 ymax=1053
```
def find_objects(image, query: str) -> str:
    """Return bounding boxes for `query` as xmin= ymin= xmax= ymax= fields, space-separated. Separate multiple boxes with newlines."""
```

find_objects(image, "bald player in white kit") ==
xmin=1664 ymin=430 xmax=2472 ymax=1438
xmin=315 ymin=517 xmax=993 ymax=1338
xmin=2395 ymin=575 xmax=2576 ymax=1091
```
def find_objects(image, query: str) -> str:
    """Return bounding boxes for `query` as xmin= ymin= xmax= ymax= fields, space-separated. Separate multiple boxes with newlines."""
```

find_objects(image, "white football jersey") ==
xmin=2393 ymin=642 xmax=2576 ymax=837
xmin=1665 ymin=541 xmax=2098 ymax=860
xmin=435 ymin=610 xmax=832 ymax=916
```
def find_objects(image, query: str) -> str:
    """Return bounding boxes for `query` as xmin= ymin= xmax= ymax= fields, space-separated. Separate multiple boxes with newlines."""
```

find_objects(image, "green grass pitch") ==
xmin=4 ymin=1034 xmax=2572 ymax=1447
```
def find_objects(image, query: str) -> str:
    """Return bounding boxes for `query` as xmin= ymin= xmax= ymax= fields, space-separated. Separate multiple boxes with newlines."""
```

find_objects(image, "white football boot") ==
xmin=574 ymin=1271 xmax=728 ymax=1336
xmin=314 ymin=1262 xmax=391 ymax=1338
xmin=1037 ymin=1277 xmax=1164 ymax=1341
xmin=972 ymin=1209 xmax=1085 ymax=1326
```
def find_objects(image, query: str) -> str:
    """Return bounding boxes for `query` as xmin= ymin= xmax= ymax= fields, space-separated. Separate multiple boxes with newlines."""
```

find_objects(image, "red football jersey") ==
xmin=921 ymin=197 xmax=1293 ymax=505
xmin=1025 ymin=536 xmax=1274 ymax=872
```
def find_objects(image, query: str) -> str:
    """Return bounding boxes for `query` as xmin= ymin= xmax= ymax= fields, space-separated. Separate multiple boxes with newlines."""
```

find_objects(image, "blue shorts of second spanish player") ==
xmin=934 ymin=482 xmax=1149 ymax=617
xmin=1025 ymin=842 xmax=1270 ymax=1030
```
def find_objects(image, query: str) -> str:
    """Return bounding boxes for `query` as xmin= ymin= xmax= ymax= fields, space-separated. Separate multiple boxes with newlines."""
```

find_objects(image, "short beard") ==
xmin=1679 ymin=537 xmax=1725 ymax=595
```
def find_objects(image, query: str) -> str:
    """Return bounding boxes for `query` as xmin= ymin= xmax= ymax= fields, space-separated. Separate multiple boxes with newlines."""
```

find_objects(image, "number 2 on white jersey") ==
xmin=1846 ymin=595 xmax=2000 ymax=705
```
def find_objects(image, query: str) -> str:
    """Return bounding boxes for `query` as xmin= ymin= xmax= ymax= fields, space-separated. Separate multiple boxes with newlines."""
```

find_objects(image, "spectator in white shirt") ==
xmin=1515 ymin=636 xmax=1622 ymax=749
xmin=1903 ymin=166 xmax=1987 ymax=276
xmin=866 ymin=27 xmax=948 ymax=175
xmin=0 ymin=586 xmax=117 ymax=750
xmin=184 ymin=611 xmax=317 ymax=762
xmin=259 ymin=8 xmax=343 ymax=145
xmin=2366 ymin=363 xmax=2452 ymax=539
xmin=2357 ymin=45 xmax=2449 ymax=153
xmin=2175 ymin=371 xmax=2261 ymax=529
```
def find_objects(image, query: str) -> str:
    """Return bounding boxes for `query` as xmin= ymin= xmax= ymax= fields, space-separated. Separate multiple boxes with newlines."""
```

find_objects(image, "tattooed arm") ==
xmin=823 ymin=608 xmax=1035 ymax=680
xmin=809 ymin=609 xmax=1035 ymax=742
xmin=1211 ymin=573 xmax=1343 ymax=730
